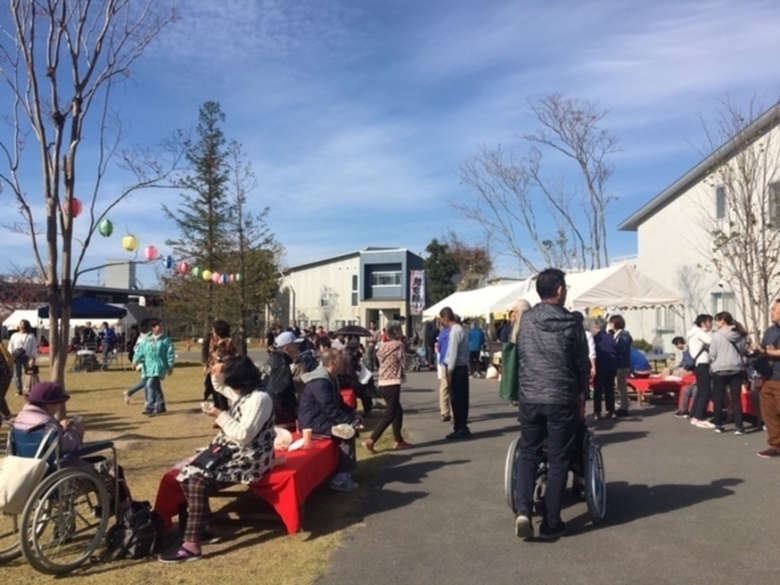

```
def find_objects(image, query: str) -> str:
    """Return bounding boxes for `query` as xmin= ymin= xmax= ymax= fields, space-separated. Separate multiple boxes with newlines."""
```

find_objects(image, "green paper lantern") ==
xmin=236 ymin=273 xmax=243 ymax=282
xmin=98 ymin=219 xmax=113 ymax=237
xmin=192 ymin=267 xmax=201 ymax=278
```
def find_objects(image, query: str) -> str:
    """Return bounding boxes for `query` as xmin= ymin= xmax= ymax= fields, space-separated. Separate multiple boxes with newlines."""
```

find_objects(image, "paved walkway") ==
xmin=319 ymin=371 xmax=779 ymax=585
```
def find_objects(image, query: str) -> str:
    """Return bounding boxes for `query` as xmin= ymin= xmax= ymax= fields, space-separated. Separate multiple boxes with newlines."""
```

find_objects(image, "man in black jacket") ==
xmin=265 ymin=331 xmax=302 ymax=428
xmin=514 ymin=268 xmax=589 ymax=541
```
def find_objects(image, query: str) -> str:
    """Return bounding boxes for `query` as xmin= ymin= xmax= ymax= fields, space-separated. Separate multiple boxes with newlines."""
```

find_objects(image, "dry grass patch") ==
xmin=1 ymin=360 xmax=393 ymax=585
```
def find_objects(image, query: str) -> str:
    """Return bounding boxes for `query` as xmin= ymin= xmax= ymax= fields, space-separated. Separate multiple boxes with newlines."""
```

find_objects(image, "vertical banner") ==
xmin=409 ymin=269 xmax=425 ymax=315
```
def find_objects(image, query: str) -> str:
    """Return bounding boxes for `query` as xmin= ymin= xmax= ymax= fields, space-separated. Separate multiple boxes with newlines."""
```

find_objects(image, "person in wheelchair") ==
xmin=14 ymin=382 xmax=129 ymax=511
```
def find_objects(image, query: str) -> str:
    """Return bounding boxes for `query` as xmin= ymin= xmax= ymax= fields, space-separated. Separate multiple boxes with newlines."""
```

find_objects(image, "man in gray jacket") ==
xmin=514 ymin=268 xmax=590 ymax=541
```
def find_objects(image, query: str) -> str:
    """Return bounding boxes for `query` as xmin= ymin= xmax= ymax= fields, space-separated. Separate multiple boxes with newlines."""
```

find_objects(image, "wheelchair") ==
xmin=0 ymin=423 xmax=118 ymax=575
xmin=504 ymin=422 xmax=606 ymax=525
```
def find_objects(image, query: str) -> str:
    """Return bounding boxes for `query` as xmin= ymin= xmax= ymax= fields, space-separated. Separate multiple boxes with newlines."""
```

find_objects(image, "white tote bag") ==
xmin=0 ymin=429 xmax=57 ymax=515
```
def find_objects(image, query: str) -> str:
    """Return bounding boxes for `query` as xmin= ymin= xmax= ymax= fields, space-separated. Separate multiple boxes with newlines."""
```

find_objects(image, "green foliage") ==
xmin=633 ymin=338 xmax=653 ymax=352
xmin=424 ymin=238 xmax=458 ymax=304
xmin=161 ymin=103 xmax=281 ymax=352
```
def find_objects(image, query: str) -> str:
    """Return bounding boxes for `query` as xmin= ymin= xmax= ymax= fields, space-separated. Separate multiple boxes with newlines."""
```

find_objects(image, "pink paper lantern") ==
xmin=229 ymin=274 xmax=236 ymax=283
xmin=144 ymin=246 xmax=159 ymax=261
xmin=178 ymin=262 xmax=191 ymax=275
xmin=212 ymin=272 xmax=221 ymax=284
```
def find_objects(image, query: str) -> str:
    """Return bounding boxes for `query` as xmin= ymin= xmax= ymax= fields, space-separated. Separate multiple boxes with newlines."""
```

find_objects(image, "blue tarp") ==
xmin=37 ymin=297 xmax=127 ymax=319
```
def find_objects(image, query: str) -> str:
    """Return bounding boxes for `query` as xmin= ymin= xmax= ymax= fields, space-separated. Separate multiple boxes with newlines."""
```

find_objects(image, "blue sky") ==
xmin=3 ymin=0 xmax=780 ymax=286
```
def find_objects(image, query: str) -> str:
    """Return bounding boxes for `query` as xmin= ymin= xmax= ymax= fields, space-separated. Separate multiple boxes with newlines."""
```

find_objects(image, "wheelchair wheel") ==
xmin=504 ymin=435 xmax=520 ymax=512
xmin=0 ymin=512 xmax=21 ymax=563
xmin=584 ymin=431 xmax=606 ymax=523
xmin=20 ymin=467 xmax=110 ymax=575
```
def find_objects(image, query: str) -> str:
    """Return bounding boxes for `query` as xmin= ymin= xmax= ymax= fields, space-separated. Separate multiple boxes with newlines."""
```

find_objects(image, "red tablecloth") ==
xmin=627 ymin=375 xmax=696 ymax=403
xmin=153 ymin=438 xmax=339 ymax=535
xmin=341 ymin=388 xmax=358 ymax=410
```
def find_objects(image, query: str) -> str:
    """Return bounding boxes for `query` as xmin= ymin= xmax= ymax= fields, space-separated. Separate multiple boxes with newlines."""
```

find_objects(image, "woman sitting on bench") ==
xmin=159 ymin=356 xmax=275 ymax=564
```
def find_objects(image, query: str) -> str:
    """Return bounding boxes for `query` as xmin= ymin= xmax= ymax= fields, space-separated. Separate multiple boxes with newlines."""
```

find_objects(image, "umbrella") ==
xmin=335 ymin=325 xmax=372 ymax=337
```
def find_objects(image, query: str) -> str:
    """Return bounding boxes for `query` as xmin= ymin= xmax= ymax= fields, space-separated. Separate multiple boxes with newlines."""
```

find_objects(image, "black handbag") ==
xmin=189 ymin=443 xmax=236 ymax=473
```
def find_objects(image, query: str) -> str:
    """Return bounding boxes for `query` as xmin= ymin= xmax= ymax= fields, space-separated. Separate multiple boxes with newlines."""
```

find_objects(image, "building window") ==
xmin=711 ymin=291 xmax=736 ymax=315
xmin=770 ymin=182 xmax=780 ymax=223
xmin=655 ymin=307 xmax=675 ymax=331
xmin=715 ymin=186 xmax=727 ymax=220
xmin=371 ymin=271 xmax=402 ymax=287
xmin=351 ymin=274 xmax=359 ymax=306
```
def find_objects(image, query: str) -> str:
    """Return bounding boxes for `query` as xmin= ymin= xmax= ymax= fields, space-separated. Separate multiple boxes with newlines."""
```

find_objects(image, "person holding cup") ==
xmin=298 ymin=348 xmax=361 ymax=492
xmin=159 ymin=355 xmax=275 ymax=564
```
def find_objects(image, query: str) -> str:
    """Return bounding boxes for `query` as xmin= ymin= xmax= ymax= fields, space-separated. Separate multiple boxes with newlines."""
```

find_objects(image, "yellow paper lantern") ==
xmin=202 ymin=270 xmax=213 ymax=281
xmin=122 ymin=235 xmax=139 ymax=252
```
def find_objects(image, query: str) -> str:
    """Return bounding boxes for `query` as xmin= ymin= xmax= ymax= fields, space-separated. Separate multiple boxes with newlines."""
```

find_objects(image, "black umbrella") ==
xmin=334 ymin=325 xmax=372 ymax=337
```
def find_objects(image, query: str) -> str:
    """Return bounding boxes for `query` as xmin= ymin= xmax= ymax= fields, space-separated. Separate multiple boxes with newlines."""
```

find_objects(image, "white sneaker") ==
xmin=690 ymin=418 xmax=699 ymax=426
xmin=696 ymin=420 xmax=716 ymax=429
xmin=331 ymin=423 xmax=356 ymax=440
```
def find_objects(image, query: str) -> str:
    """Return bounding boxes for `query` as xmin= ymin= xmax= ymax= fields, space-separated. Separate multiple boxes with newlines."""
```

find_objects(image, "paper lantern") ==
xmin=191 ymin=266 xmax=201 ymax=278
xmin=144 ymin=246 xmax=159 ymax=261
xmin=229 ymin=274 xmax=235 ymax=283
xmin=212 ymin=272 xmax=221 ymax=284
xmin=222 ymin=273 xmax=229 ymax=284
xmin=178 ymin=262 xmax=191 ymax=275
xmin=165 ymin=255 xmax=174 ymax=269
xmin=122 ymin=235 xmax=139 ymax=252
xmin=235 ymin=273 xmax=242 ymax=282
xmin=98 ymin=219 xmax=113 ymax=237
xmin=202 ymin=269 xmax=213 ymax=281
xmin=65 ymin=198 xmax=83 ymax=218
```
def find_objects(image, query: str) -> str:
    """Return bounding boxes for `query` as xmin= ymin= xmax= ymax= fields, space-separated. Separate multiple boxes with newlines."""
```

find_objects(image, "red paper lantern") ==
xmin=178 ymin=262 xmax=191 ymax=275
xmin=144 ymin=246 xmax=159 ymax=261
xmin=65 ymin=198 xmax=83 ymax=218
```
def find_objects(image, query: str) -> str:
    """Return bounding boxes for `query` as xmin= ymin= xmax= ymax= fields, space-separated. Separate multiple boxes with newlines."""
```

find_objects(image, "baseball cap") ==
xmin=275 ymin=331 xmax=304 ymax=348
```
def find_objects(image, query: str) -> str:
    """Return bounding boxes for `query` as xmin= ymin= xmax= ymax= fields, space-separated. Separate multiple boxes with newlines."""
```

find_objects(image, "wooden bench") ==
xmin=153 ymin=438 xmax=339 ymax=535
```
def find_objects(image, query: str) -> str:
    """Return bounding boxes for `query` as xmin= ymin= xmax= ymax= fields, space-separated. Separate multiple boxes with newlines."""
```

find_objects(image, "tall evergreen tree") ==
xmin=163 ymin=101 xmax=231 ymax=360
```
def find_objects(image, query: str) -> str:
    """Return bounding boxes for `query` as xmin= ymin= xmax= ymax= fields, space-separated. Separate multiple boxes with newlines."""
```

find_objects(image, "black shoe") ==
xmin=142 ymin=408 xmax=155 ymax=416
xmin=441 ymin=415 xmax=451 ymax=423
xmin=446 ymin=429 xmax=470 ymax=440
xmin=615 ymin=409 xmax=630 ymax=417
xmin=673 ymin=410 xmax=689 ymax=419
xmin=515 ymin=510 xmax=533 ymax=539
xmin=538 ymin=520 xmax=567 ymax=541
xmin=156 ymin=405 xmax=167 ymax=414
xmin=201 ymin=529 xmax=222 ymax=544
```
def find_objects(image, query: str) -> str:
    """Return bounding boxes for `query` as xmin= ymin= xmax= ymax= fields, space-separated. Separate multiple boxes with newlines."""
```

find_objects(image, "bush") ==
xmin=633 ymin=338 xmax=653 ymax=352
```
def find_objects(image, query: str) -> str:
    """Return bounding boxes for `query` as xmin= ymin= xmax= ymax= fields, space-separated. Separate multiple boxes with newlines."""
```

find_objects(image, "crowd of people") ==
xmin=6 ymin=280 xmax=780 ymax=559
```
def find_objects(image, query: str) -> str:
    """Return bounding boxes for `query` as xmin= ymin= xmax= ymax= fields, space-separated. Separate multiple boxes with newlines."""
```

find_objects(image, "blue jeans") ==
xmin=145 ymin=377 xmax=165 ymax=411
xmin=127 ymin=377 xmax=147 ymax=398
xmin=13 ymin=358 xmax=27 ymax=393
xmin=516 ymin=402 xmax=580 ymax=528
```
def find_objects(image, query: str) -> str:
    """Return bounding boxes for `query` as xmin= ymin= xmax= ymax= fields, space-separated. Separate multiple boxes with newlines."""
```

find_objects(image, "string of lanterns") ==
xmin=63 ymin=202 xmax=243 ymax=284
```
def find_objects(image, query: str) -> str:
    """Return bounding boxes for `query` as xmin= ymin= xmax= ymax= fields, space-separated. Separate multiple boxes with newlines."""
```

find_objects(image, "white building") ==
xmin=619 ymin=101 xmax=780 ymax=346
xmin=275 ymin=247 xmax=425 ymax=333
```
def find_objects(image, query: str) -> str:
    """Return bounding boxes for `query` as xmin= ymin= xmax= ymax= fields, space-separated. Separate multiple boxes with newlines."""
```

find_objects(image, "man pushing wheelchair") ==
xmin=510 ymin=268 xmax=600 ymax=540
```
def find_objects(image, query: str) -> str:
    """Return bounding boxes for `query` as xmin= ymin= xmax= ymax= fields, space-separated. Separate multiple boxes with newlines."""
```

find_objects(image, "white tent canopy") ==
xmin=422 ymin=281 xmax=529 ymax=320
xmin=489 ymin=263 xmax=684 ymax=313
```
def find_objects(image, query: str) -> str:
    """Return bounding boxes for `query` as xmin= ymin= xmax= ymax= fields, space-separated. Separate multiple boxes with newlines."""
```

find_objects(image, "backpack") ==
xmin=106 ymin=500 xmax=164 ymax=560
xmin=680 ymin=349 xmax=696 ymax=371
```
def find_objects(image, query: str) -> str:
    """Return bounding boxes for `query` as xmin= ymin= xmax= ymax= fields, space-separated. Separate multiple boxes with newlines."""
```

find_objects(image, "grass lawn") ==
xmin=2 ymin=357 xmax=391 ymax=585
